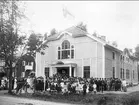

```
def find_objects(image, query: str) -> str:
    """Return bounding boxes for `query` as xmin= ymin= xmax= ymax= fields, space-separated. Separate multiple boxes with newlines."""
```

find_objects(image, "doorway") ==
xmin=57 ymin=67 xmax=69 ymax=77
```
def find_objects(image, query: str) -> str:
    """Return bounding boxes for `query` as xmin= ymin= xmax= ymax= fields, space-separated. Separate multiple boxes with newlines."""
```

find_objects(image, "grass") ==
xmin=4 ymin=91 xmax=139 ymax=105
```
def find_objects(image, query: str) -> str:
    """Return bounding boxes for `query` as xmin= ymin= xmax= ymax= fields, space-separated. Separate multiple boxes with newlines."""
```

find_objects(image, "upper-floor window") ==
xmin=120 ymin=55 xmax=122 ymax=61
xmin=45 ymin=67 xmax=49 ymax=77
xmin=58 ymin=40 xmax=74 ymax=59
xmin=123 ymin=56 xmax=125 ymax=61
xmin=62 ymin=40 xmax=70 ymax=49
xmin=22 ymin=61 xmax=33 ymax=66
xmin=112 ymin=52 xmax=115 ymax=60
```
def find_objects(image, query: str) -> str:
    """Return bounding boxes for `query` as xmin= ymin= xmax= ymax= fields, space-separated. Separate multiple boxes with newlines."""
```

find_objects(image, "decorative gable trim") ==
xmin=57 ymin=31 xmax=72 ymax=39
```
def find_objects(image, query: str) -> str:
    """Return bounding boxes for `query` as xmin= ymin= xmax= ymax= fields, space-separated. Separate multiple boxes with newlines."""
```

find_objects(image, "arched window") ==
xmin=62 ymin=40 xmax=70 ymax=49
xmin=58 ymin=40 xmax=74 ymax=59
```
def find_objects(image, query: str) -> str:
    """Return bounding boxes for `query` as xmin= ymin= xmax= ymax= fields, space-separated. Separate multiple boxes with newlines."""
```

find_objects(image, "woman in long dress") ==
xmin=14 ymin=78 xmax=17 ymax=89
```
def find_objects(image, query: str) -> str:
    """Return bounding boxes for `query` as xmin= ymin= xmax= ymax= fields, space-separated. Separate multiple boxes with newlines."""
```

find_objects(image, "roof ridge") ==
xmin=73 ymin=25 xmax=89 ymax=34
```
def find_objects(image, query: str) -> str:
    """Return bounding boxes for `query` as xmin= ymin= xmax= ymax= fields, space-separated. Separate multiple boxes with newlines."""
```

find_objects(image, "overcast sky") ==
xmin=21 ymin=1 xmax=139 ymax=51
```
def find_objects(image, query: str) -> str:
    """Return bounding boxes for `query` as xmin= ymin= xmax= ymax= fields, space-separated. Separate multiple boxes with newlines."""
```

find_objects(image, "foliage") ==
xmin=112 ymin=41 xmax=118 ymax=47
xmin=0 ymin=0 xmax=26 ymax=93
xmin=135 ymin=44 xmax=139 ymax=59
xmin=44 ymin=32 xmax=47 ymax=40
xmin=26 ymin=32 xmax=48 ymax=57
xmin=76 ymin=22 xmax=87 ymax=32
xmin=8 ymin=91 xmax=139 ymax=105
xmin=50 ymin=28 xmax=57 ymax=36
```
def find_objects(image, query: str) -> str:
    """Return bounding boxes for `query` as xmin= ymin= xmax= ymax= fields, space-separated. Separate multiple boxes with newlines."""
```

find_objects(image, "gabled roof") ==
xmin=65 ymin=26 xmax=88 ymax=37
xmin=105 ymin=44 xmax=122 ymax=53
xmin=44 ymin=26 xmax=122 ymax=52
xmin=46 ymin=26 xmax=87 ymax=41
xmin=45 ymin=26 xmax=106 ymax=45
xmin=123 ymin=48 xmax=138 ymax=60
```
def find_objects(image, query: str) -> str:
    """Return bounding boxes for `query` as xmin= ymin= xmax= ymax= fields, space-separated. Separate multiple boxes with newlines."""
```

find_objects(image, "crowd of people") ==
xmin=13 ymin=73 xmax=128 ymax=95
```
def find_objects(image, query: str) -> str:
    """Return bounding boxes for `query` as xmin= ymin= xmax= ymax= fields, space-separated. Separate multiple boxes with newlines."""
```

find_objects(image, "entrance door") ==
xmin=57 ymin=67 xmax=69 ymax=77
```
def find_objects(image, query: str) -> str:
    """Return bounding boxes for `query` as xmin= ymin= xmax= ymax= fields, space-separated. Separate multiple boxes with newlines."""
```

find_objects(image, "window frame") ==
xmin=57 ymin=40 xmax=74 ymax=60
xmin=126 ymin=69 xmax=130 ymax=79
xmin=45 ymin=67 xmax=49 ymax=77
xmin=112 ymin=52 xmax=115 ymax=60
xmin=83 ymin=66 xmax=90 ymax=78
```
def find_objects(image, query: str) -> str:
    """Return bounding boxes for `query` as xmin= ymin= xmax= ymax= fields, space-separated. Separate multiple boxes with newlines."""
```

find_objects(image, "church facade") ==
xmin=36 ymin=26 xmax=138 ymax=84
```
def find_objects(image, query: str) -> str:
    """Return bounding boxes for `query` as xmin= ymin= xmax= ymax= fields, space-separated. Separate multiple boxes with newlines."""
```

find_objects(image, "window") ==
xmin=123 ymin=56 xmax=125 ymax=61
xmin=58 ymin=47 xmax=61 ymax=59
xmin=62 ymin=50 xmax=70 ymax=59
xmin=123 ymin=69 xmax=124 ymax=79
xmin=112 ymin=52 xmax=115 ymax=60
xmin=120 ymin=68 xmax=122 ymax=79
xmin=62 ymin=40 xmax=70 ymax=49
xmin=71 ymin=45 xmax=74 ymax=59
xmin=84 ymin=66 xmax=90 ymax=78
xmin=133 ymin=70 xmax=134 ymax=79
xmin=58 ymin=51 xmax=60 ymax=59
xmin=120 ymin=55 xmax=122 ymax=61
xmin=58 ymin=40 xmax=74 ymax=59
xmin=45 ymin=67 xmax=49 ymax=77
xmin=112 ymin=67 xmax=115 ymax=78
xmin=126 ymin=69 xmax=130 ymax=79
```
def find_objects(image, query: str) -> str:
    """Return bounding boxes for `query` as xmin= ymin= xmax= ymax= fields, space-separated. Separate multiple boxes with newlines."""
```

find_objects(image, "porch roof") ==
xmin=51 ymin=62 xmax=77 ymax=67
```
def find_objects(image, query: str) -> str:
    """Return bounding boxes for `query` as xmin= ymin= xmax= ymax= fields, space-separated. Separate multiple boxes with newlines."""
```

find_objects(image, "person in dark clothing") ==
xmin=101 ymin=78 xmax=105 ymax=93
xmin=56 ymin=83 xmax=61 ymax=93
xmin=67 ymin=83 xmax=71 ymax=93
xmin=89 ymin=84 xmax=93 ymax=93
xmin=98 ymin=78 xmax=102 ymax=92
xmin=12 ymin=77 xmax=14 ymax=90
xmin=45 ymin=80 xmax=48 ymax=91
xmin=83 ymin=82 xmax=87 ymax=96
xmin=16 ymin=78 xmax=25 ymax=94
xmin=96 ymin=79 xmax=99 ymax=92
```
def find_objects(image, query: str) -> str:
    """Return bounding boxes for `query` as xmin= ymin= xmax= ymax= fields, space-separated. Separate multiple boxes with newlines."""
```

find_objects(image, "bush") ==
xmin=9 ymin=91 xmax=139 ymax=105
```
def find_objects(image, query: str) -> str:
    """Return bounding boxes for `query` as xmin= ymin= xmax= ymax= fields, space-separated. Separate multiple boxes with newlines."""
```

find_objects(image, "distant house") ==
xmin=15 ymin=54 xmax=35 ymax=78
xmin=36 ymin=26 xmax=138 ymax=84
xmin=0 ymin=59 xmax=5 ymax=78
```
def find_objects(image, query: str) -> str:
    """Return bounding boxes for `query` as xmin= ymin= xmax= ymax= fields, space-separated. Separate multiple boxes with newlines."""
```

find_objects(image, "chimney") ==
xmin=100 ymin=36 xmax=106 ymax=41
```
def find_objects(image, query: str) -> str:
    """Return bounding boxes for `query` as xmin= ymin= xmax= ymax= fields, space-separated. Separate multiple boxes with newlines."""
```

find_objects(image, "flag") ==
xmin=63 ymin=6 xmax=74 ymax=19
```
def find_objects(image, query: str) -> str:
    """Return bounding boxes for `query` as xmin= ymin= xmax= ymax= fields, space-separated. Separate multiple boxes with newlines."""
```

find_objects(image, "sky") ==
xmin=20 ymin=1 xmax=139 ymax=51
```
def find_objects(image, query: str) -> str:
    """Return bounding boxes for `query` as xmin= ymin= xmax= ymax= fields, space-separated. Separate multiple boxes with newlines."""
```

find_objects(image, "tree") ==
xmin=50 ymin=28 xmax=57 ymax=36
xmin=112 ymin=41 xmax=118 ymax=47
xmin=135 ymin=44 xmax=139 ymax=59
xmin=134 ymin=44 xmax=139 ymax=81
xmin=76 ymin=22 xmax=87 ymax=32
xmin=44 ymin=32 xmax=48 ymax=40
xmin=26 ymin=32 xmax=48 ymax=58
xmin=0 ymin=0 xmax=26 ymax=93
